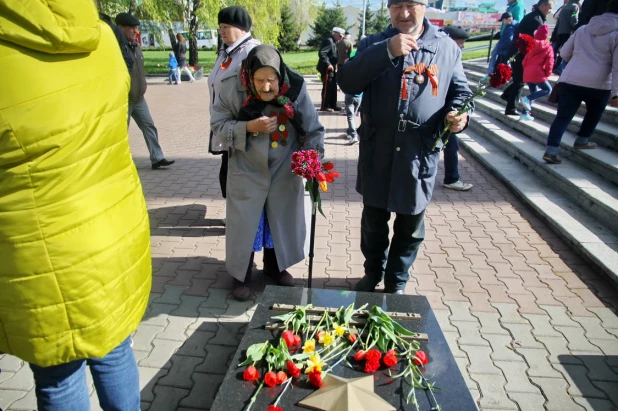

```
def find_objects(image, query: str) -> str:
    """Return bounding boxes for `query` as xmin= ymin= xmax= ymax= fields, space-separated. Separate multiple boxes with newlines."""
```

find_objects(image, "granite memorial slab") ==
xmin=211 ymin=286 xmax=477 ymax=410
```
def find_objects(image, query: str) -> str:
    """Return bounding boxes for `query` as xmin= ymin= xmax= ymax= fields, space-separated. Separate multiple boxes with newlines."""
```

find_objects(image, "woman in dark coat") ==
xmin=175 ymin=33 xmax=195 ymax=83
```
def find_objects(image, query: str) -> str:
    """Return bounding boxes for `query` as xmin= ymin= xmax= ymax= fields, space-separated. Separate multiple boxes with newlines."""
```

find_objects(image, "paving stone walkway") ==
xmin=1 ymin=76 xmax=618 ymax=411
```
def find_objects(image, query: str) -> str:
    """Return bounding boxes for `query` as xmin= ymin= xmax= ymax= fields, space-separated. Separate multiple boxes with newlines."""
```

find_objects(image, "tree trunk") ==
xmin=128 ymin=0 xmax=136 ymax=13
xmin=189 ymin=0 xmax=201 ymax=66
xmin=168 ymin=27 xmax=178 ymax=55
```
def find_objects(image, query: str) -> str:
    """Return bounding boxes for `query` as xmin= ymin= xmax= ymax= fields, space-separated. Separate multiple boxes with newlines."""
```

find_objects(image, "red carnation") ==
xmin=243 ymin=365 xmax=260 ymax=381
xmin=276 ymin=371 xmax=288 ymax=385
xmin=282 ymin=330 xmax=296 ymax=348
xmin=383 ymin=350 xmax=398 ymax=368
xmin=413 ymin=350 xmax=428 ymax=366
xmin=515 ymin=33 xmax=535 ymax=54
xmin=365 ymin=350 xmax=382 ymax=362
xmin=364 ymin=359 xmax=380 ymax=373
xmin=266 ymin=406 xmax=283 ymax=411
xmin=264 ymin=371 xmax=278 ymax=387
xmin=489 ymin=63 xmax=513 ymax=88
xmin=354 ymin=350 xmax=366 ymax=361
xmin=286 ymin=361 xmax=301 ymax=378
xmin=308 ymin=370 xmax=323 ymax=388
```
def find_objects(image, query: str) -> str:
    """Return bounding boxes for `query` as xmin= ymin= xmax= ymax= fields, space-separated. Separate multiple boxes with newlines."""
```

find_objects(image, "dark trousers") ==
xmin=554 ymin=33 xmax=571 ymax=68
xmin=220 ymin=151 xmax=229 ymax=198
xmin=546 ymin=83 xmax=610 ymax=151
xmin=503 ymin=54 xmax=525 ymax=111
xmin=360 ymin=205 xmax=425 ymax=291
xmin=443 ymin=134 xmax=460 ymax=185
xmin=320 ymin=70 xmax=338 ymax=110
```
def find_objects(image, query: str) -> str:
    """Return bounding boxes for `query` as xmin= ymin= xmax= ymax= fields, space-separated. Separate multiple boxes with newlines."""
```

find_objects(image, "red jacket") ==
xmin=523 ymin=31 xmax=555 ymax=83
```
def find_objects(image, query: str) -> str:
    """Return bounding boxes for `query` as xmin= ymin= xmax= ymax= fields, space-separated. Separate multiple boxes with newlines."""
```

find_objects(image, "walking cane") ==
xmin=307 ymin=178 xmax=319 ymax=288
xmin=321 ymin=70 xmax=330 ymax=111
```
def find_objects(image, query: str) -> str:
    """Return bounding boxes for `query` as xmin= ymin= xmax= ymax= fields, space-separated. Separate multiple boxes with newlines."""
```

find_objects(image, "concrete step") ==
xmin=458 ymin=128 xmax=618 ymax=283
xmin=463 ymin=60 xmax=618 ymax=125
xmin=467 ymin=80 xmax=618 ymax=151
xmin=470 ymin=96 xmax=618 ymax=187
xmin=466 ymin=108 xmax=618 ymax=234
xmin=464 ymin=67 xmax=618 ymax=127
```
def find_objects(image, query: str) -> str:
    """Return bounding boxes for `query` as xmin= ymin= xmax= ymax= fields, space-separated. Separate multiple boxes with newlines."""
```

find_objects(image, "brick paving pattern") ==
xmin=1 ymin=77 xmax=618 ymax=411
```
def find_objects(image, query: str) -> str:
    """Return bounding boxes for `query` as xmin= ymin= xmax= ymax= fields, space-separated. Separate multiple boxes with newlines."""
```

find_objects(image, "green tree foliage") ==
xmin=373 ymin=0 xmax=389 ymax=34
xmin=278 ymin=4 xmax=302 ymax=52
xmin=356 ymin=3 xmax=375 ymax=41
xmin=308 ymin=1 xmax=347 ymax=48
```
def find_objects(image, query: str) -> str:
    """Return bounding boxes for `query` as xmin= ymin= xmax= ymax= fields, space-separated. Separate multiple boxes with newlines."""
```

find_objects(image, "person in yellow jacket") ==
xmin=0 ymin=1 xmax=152 ymax=409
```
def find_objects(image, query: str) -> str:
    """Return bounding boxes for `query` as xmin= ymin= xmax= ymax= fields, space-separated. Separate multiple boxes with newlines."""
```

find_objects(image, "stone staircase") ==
xmin=459 ymin=58 xmax=618 ymax=282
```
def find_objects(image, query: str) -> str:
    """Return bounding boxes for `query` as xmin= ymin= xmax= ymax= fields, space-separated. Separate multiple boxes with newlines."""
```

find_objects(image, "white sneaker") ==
xmin=444 ymin=180 xmax=473 ymax=191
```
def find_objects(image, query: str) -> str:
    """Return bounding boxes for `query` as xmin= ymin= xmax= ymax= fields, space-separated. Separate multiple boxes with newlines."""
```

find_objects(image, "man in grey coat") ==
xmin=337 ymin=0 xmax=472 ymax=294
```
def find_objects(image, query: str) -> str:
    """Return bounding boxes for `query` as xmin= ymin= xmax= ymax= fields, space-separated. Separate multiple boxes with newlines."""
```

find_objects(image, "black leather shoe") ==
xmin=504 ymin=109 xmax=520 ymax=116
xmin=355 ymin=275 xmax=381 ymax=292
xmin=331 ymin=107 xmax=343 ymax=112
xmin=152 ymin=159 xmax=175 ymax=169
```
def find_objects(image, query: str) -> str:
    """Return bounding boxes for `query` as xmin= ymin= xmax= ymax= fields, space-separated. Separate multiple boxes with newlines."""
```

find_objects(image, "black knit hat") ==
xmin=115 ymin=12 xmax=140 ymax=27
xmin=218 ymin=6 xmax=252 ymax=32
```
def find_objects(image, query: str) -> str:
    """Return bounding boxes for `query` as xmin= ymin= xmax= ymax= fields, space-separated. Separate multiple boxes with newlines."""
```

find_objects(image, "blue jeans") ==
xmin=443 ymin=134 xmax=460 ymax=185
xmin=168 ymin=68 xmax=178 ymax=83
xmin=29 ymin=337 xmax=140 ymax=411
xmin=523 ymin=81 xmax=552 ymax=113
xmin=360 ymin=205 xmax=425 ymax=292
xmin=545 ymin=83 xmax=611 ymax=155
xmin=486 ymin=48 xmax=507 ymax=75
xmin=344 ymin=94 xmax=361 ymax=138
xmin=128 ymin=97 xmax=166 ymax=164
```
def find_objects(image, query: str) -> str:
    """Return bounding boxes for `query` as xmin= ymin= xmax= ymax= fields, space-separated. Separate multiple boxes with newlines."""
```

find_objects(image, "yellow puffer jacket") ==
xmin=0 ymin=0 xmax=152 ymax=367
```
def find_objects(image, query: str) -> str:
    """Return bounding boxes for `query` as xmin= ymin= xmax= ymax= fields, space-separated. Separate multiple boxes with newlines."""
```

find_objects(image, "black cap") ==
xmin=442 ymin=25 xmax=470 ymax=40
xmin=499 ymin=11 xmax=513 ymax=20
xmin=218 ymin=6 xmax=252 ymax=32
xmin=115 ymin=12 xmax=140 ymax=27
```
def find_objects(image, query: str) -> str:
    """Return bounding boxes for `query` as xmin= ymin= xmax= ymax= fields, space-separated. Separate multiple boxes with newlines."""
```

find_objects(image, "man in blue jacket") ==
xmin=337 ymin=0 xmax=472 ymax=294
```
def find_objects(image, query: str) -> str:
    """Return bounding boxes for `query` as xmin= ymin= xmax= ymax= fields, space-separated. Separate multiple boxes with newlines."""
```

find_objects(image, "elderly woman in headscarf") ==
xmin=211 ymin=45 xmax=325 ymax=301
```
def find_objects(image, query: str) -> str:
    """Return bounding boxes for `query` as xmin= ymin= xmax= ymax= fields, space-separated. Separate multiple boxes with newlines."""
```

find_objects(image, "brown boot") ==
xmin=232 ymin=252 xmax=254 ymax=301
xmin=263 ymin=248 xmax=294 ymax=287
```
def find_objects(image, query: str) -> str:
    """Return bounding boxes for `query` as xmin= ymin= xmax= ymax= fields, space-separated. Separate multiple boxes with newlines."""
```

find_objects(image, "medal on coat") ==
xmin=269 ymin=112 xmax=289 ymax=148
xmin=401 ymin=63 xmax=439 ymax=100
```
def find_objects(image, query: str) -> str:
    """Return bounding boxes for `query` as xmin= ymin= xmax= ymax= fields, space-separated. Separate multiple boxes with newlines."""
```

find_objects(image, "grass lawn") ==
xmin=143 ymin=49 xmax=319 ymax=75
xmin=144 ymin=43 xmax=493 ymax=76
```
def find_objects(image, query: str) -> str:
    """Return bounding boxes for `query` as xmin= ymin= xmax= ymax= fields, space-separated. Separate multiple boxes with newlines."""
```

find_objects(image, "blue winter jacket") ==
xmin=495 ymin=22 xmax=519 ymax=56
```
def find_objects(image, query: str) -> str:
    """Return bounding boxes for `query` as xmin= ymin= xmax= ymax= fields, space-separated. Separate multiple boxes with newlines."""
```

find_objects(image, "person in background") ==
xmin=487 ymin=12 xmax=519 ymax=75
xmin=343 ymin=48 xmax=362 ymax=145
xmin=337 ymin=0 xmax=473 ymax=294
xmin=507 ymin=0 xmax=527 ymax=23
xmin=210 ymin=45 xmax=325 ymax=300
xmin=175 ymin=33 xmax=195 ymax=83
xmin=168 ymin=52 xmax=179 ymax=84
xmin=318 ymin=27 xmax=344 ymax=112
xmin=116 ymin=13 xmax=175 ymax=169
xmin=442 ymin=25 xmax=474 ymax=192
xmin=502 ymin=0 xmax=554 ymax=116
xmin=208 ymin=6 xmax=260 ymax=224
xmin=0 ymin=1 xmax=151 ymax=409
xmin=543 ymin=0 xmax=618 ymax=163
xmin=577 ymin=0 xmax=610 ymax=26
xmin=553 ymin=0 xmax=580 ymax=73
xmin=520 ymin=24 xmax=554 ymax=120
xmin=337 ymin=30 xmax=354 ymax=69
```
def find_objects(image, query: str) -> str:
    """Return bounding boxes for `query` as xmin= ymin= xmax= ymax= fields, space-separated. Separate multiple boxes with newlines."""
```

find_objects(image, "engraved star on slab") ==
xmin=298 ymin=374 xmax=395 ymax=411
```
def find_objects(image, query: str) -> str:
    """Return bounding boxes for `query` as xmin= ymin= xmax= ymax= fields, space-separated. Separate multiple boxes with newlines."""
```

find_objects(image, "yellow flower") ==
xmin=333 ymin=323 xmax=346 ymax=337
xmin=305 ymin=353 xmax=325 ymax=374
xmin=303 ymin=338 xmax=316 ymax=353
xmin=319 ymin=331 xmax=335 ymax=346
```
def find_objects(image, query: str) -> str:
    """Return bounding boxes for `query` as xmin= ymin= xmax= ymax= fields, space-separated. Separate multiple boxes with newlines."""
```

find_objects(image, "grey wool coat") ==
xmin=337 ymin=19 xmax=473 ymax=215
xmin=210 ymin=67 xmax=325 ymax=282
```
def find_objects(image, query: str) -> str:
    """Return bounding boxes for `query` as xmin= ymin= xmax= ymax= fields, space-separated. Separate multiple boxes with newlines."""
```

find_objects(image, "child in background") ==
xmin=520 ymin=24 xmax=554 ymax=121
xmin=168 ymin=52 xmax=178 ymax=85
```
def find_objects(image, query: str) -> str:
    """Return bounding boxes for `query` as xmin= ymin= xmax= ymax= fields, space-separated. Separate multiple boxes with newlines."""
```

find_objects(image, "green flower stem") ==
xmin=321 ymin=340 xmax=348 ymax=362
xmin=433 ymin=87 xmax=484 ymax=150
xmin=323 ymin=339 xmax=359 ymax=372
xmin=245 ymin=380 xmax=265 ymax=411
xmin=273 ymin=378 xmax=292 ymax=407
xmin=309 ymin=312 xmax=326 ymax=340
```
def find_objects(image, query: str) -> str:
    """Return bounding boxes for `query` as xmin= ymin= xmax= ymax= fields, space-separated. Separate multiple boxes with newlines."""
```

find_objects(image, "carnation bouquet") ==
xmin=239 ymin=304 xmax=437 ymax=411
xmin=433 ymin=62 xmax=513 ymax=149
